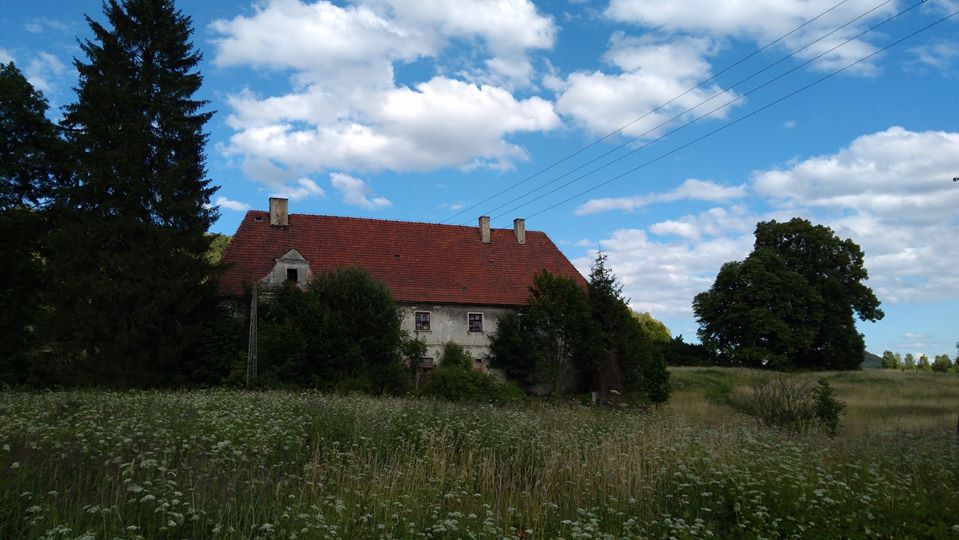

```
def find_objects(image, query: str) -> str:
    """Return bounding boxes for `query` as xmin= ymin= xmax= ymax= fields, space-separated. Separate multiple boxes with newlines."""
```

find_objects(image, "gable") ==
xmin=219 ymin=212 xmax=586 ymax=306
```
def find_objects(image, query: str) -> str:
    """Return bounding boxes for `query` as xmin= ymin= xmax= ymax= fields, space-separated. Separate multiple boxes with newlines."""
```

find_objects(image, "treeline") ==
xmin=1 ymin=0 xmax=221 ymax=387
xmin=879 ymin=351 xmax=958 ymax=373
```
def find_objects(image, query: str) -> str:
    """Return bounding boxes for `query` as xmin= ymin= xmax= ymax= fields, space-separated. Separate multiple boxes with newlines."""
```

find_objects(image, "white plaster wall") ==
xmin=399 ymin=303 xmax=515 ymax=369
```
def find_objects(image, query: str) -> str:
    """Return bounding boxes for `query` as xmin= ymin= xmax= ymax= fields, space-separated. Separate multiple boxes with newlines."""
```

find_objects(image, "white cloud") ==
xmin=908 ymin=39 xmax=959 ymax=70
xmin=754 ymin=126 xmax=959 ymax=303
xmin=784 ymin=120 xmax=797 ymax=128
xmin=223 ymin=76 xmax=559 ymax=175
xmin=574 ymin=219 xmax=755 ymax=316
xmin=211 ymin=0 xmax=560 ymax=187
xmin=271 ymin=177 xmax=327 ymax=200
xmin=23 ymin=18 xmax=70 ymax=34
xmin=214 ymin=196 xmax=251 ymax=212
xmin=576 ymin=178 xmax=746 ymax=215
xmin=581 ymin=127 xmax=959 ymax=318
xmin=555 ymin=34 xmax=741 ymax=137
xmin=606 ymin=0 xmax=898 ymax=75
xmin=330 ymin=172 xmax=391 ymax=209
xmin=0 ymin=49 xmax=15 ymax=65
xmin=24 ymin=51 xmax=66 ymax=94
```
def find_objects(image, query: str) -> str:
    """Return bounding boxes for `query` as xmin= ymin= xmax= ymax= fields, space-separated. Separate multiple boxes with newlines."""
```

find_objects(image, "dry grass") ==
xmin=668 ymin=366 xmax=959 ymax=434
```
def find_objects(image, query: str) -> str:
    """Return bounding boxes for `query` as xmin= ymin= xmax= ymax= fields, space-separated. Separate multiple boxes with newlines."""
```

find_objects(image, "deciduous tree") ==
xmin=694 ymin=218 xmax=882 ymax=370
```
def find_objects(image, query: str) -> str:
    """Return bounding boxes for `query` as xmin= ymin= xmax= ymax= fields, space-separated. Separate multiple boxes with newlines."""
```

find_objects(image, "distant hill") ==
xmin=862 ymin=350 xmax=882 ymax=369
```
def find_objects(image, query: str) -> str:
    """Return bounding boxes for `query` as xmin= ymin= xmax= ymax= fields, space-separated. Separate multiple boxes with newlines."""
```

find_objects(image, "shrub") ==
xmin=420 ymin=342 xmax=522 ymax=403
xmin=731 ymin=377 xmax=845 ymax=436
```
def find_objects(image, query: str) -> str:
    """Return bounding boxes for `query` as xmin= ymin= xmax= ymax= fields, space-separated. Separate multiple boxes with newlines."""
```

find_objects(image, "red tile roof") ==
xmin=218 ymin=212 xmax=586 ymax=306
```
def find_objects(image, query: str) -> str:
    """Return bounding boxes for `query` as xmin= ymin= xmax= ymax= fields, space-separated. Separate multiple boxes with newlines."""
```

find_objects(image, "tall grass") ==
xmin=1 ymin=369 xmax=958 ymax=539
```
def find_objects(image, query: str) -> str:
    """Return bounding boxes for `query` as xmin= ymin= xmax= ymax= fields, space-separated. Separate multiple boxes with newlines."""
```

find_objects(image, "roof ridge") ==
xmin=244 ymin=210 xmax=545 ymax=233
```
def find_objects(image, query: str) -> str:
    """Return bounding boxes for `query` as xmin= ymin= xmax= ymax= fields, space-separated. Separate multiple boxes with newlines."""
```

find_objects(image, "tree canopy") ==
xmin=491 ymin=254 xmax=670 ymax=403
xmin=694 ymin=218 xmax=883 ymax=370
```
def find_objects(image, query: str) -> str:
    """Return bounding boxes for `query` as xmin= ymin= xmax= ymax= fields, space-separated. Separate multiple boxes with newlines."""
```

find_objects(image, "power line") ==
xmin=472 ymin=0 xmax=903 ymax=223
xmin=438 ymin=0 xmax=858 ymax=224
xmin=492 ymin=0 xmax=928 ymax=220
xmin=523 ymin=8 xmax=958 ymax=220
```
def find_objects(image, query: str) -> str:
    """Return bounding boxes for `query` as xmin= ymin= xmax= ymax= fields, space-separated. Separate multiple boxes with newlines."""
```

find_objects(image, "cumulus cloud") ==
xmin=223 ymin=76 xmax=559 ymax=174
xmin=210 ymin=0 xmax=559 ymax=190
xmin=573 ymin=217 xmax=755 ymax=315
xmin=214 ymin=196 xmax=251 ymax=212
xmin=606 ymin=0 xmax=898 ymax=74
xmin=330 ymin=172 xmax=391 ymax=209
xmin=555 ymin=34 xmax=740 ymax=137
xmin=585 ymin=127 xmax=959 ymax=320
xmin=271 ymin=177 xmax=327 ymax=200
xmin=0 ymin=49 xmax=14 ymax=64
xmin=576 ymin=178 xmax=746 ymax=215
xmin=754 ymin=126 xmax=959 ymax=303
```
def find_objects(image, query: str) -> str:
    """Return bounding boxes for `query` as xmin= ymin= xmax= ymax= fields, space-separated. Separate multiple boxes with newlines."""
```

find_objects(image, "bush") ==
xmin=730 ymin=377 xmax=845 ymax=436
xmin=420 ymin=343 xmax=522 ymax=404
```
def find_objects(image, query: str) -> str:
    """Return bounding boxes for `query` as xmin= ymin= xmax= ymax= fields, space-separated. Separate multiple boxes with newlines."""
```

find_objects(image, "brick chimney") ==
xmin=513 ymin=218 xmax=526 ymax=244
xmin=479 ymin=215 xmax=490 ymax=243
xmin=269 ymin=197 xmax=288 ymax=227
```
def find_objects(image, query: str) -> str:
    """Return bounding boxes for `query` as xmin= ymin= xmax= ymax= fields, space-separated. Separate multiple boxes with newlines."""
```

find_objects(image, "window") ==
xmin=468 ymin=312 xmax=483 ymax=333
xmin=415 ymin=311 xmax=431 ymax=331
xmin=286 ymin=268 xmax=298 ymax=282
xmin=419 ymin=357 xmax=435 ymax=369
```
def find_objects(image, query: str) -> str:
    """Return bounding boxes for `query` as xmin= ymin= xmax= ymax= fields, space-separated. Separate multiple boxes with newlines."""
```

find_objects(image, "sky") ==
xmin=2 ymin=0 xmax=958 ymax=358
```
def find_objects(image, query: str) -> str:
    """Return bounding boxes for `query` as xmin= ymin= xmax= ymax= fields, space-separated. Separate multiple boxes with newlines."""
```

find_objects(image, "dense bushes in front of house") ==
xmin=490 ymin=254 xmax=671 ymax=404
xmin=251 ymin=267 xmax=410 ymax=394
xmin=420 ymin=343 xmax=523 ymax=403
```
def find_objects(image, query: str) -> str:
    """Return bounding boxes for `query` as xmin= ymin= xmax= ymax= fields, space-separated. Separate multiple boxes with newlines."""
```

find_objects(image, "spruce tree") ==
xmin=49 ymin=0 xmax=216 ymax=386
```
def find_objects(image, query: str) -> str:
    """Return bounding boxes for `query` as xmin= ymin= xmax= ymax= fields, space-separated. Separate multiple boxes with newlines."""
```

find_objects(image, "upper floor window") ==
xmin=468 ymin=312 xmax=483 ymax=333
xmin=286 ymin=268 xmax=298 ymax=282
xmin=415 ymin=311 xmax=431 ymax=331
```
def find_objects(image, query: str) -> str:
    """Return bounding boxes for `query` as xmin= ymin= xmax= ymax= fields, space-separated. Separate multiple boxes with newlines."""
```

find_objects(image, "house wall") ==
xmin=399 ymin=303 xmax=515 ymax=370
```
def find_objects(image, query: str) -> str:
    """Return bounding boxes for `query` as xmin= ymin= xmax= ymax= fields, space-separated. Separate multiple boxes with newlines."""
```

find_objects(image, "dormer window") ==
xmin=286 ymin=268 xmax=298 ymax=282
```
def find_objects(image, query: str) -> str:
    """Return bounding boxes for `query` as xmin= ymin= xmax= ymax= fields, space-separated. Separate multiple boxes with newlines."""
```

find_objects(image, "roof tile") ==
xmin=218 ymin=212 xmax=585 ymax=306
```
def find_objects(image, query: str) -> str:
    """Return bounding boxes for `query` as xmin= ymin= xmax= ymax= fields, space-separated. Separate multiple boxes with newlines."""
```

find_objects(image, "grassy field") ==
xmin=1 ymin=368 xmax=958 ymax=539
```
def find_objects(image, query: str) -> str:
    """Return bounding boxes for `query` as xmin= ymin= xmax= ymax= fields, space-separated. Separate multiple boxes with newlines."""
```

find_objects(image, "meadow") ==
xmin=2 ymin=368 xmax=958 ymax=539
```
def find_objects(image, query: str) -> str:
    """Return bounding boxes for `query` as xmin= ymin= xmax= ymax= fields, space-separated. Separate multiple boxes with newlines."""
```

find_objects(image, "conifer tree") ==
xmin=0 ymin=62 xmax=63 ymax=383
xmin=48 ymin=0 xmax=216 ymax=385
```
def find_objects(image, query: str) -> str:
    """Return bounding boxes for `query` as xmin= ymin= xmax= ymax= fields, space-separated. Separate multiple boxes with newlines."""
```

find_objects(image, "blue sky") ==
xmin=3 ymin=0 xmax=958 ymax=357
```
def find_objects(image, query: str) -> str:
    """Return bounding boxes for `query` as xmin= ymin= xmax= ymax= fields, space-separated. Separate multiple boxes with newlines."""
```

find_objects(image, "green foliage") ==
xmin=0 ymin=62 xmax=62 ymax=209
xmin=813 ymin=379 xmax=845 ymax=437
xmin=916 ymin=354 xmax=931 ymax=370
xmin=588 ymin=252 xmax=670 ymax=403
xmin=881 ymin=350 xmax=900 ymax=369
xmin=633 ymin=311 xmax=672 ymax=342
xmin=658 ymin=335 xmax=713 ymax=366
xmin=490 ymin=259 xmax=670 ymax=403
xmin=438 ymin=342 xmax=471 ymax=370
xmin=421 ymin=342 xmax=521 ymax=403
xmin=931 ymin=354 xmax=952 ymax=373
xmin=205 ymin=233 xmax=231 ymax=264
xmin=902 ymin=353 xmax=915 ymax=370
xmin=45 ymin=0 xmax=217 ymax=386
xmin=257 ymin=267 xmax=409 ymax=394
xmin=730 ymin=377 xmax=846 ymax=436
xmin=490 ymin=270 xmax=595 ymax=393
xmin=695 ymin=218 xmax=883 ymax=371
xmin=0 ymin=63 xmax=61 ymax=386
